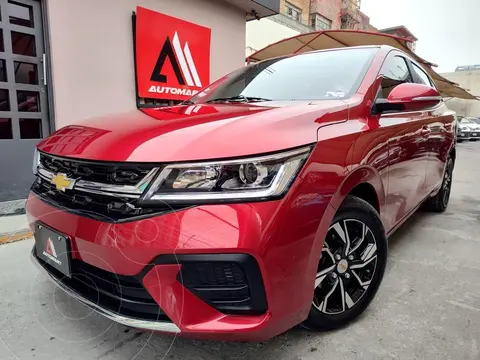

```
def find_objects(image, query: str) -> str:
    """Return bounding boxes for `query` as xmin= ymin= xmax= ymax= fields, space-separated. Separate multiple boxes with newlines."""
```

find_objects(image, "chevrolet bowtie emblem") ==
xmin=51 ymin=173 xmax=75 ymax=192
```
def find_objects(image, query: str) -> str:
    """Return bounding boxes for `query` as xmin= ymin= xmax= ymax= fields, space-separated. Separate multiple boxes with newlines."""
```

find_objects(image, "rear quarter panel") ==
xmin=425 ymin=104 xmax=456 ymax=192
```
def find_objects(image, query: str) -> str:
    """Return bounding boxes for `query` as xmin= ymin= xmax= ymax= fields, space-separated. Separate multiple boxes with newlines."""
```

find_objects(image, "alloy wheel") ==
xmin=313 ymin=219 xmax=378 ymax=315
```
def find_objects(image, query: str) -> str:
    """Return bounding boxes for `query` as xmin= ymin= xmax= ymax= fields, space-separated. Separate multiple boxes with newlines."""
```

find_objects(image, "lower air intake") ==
xmin=173 ymin=254 xmax=268 ymax=315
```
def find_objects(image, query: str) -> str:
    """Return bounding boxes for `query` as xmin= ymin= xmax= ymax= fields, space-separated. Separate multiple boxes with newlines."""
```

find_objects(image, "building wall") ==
xmin=281 ymin=0 xmax=345 ymax=29
xmin=281 ymin=0 xmax=310 ymax=25
xmin=246 ymin=0 xmax=377 ymax=57
xmin=246 ymin=16 xmax=301 ymax=56
xmin=441 ymin=70 xmax=480 ymax=117
xmin=45 ymin=0 xmax=246 ymax=129
xmin=310 ymin=0 xmax=341 ymax=29
xmin=359 ymin=12 xmax=371 ymax=31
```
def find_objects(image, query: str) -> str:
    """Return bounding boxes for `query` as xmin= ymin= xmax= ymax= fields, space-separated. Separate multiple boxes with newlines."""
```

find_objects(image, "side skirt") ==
xmin=386 ymin=190 xmax=438 ymax=238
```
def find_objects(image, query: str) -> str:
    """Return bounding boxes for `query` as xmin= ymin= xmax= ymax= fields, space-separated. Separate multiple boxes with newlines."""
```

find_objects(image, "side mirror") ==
xmin=373 ymin=83 xmax=442 ymax=115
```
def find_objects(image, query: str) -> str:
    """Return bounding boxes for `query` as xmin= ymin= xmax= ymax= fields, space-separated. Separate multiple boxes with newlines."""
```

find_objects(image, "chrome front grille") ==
xmin=37 ymin=153 xmax=159 ymax=198
xmin=31 ymin=178 xmax=155 ymax=221
xmin=32 ymin=153 xmax=187 ymax=222
xmin=39 ymin=153 xmax=156 ymax=186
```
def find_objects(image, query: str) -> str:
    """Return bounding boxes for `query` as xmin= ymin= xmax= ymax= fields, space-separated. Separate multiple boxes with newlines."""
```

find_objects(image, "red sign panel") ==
xmin=135 ymin=7 xmax=211 ymax=100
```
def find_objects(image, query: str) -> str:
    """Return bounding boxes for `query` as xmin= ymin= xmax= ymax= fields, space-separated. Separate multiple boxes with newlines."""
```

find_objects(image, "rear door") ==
xmin=376 ymin=52 xmax=431 ymax=230
xmin=408 ymin=60 xmax=454 ymax=194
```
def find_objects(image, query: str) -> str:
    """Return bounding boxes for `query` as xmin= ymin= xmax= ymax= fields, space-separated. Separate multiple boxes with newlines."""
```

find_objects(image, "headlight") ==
xmin=142 ymin=146 xmax=312 ymax=204
xmin=32 ymin=148 xmax=40 ymax=175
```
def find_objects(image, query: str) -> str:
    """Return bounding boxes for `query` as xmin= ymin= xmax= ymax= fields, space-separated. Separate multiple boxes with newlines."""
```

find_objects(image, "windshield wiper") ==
xmin=206 ymin=95 xmax=272 ymax=103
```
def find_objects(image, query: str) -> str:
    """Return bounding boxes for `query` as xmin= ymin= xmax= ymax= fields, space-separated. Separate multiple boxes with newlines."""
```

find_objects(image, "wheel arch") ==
xmin=299 ymin=165 xmax=386 ymax=321
xmin=449 ymin=146 xmax=456 ymax=164
xmin=310 ymin=165 xmax=386 ymax=262
xmin=330 ymin=165 xmax=386 ymax=216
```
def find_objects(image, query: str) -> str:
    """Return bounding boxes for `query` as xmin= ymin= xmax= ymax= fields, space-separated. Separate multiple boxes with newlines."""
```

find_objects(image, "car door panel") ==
xmin=409 ymin=60 xmax=455 ymax=194
xmin=378 ymin=113 xmax=430 ymax=231
xmin=370 ymin=52 xmax=430 ymax=232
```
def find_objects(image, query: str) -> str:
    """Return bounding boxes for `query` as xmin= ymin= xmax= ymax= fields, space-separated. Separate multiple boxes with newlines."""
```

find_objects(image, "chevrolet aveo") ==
xmin=27 ymin=45 xmax=455 ymax=341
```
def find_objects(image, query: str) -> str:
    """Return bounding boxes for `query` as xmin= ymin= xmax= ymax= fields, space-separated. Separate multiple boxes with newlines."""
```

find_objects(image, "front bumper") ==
xmin=27 ymin=185 xmax=330 ymax=341
xmin=30 ymin=248 xmax=181 ymax=333
xmin=458 ymin=131 xmax=471 ymax=140
xmin=470 ymin=130 xmax=480 ymax=139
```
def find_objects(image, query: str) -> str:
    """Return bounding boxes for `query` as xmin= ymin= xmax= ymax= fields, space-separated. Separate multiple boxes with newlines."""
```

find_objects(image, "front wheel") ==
xmin=302 ymin=196 xmax=388 ymax=331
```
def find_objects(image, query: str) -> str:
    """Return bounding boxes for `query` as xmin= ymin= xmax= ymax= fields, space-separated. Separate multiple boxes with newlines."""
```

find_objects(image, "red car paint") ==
xmin=37 ymin=100 xmax=348 ymax=162
xmin=27 ymin=46 xmax=455 ymax=341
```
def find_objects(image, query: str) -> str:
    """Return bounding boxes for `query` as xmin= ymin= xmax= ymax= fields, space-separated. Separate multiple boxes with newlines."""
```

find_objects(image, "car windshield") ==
xmin=466 ymin=117 xmax=480 ymax=124
xmin=188 ymin=47 xmax=378 ymax=104
xmin=460 ymin=118 xmax=475 ymax=124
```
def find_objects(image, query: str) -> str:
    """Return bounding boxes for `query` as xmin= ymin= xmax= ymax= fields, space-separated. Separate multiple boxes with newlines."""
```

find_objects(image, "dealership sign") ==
xmin=134 ymin=7 xmax=211 ymax=101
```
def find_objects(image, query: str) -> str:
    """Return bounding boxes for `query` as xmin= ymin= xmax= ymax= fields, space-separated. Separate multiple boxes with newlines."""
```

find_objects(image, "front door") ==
xmin=408 ymin=60 xmax=454 ymax=194
xmin=375 ymin=52 xmax=430 ymax=231
xmin=0 ymin=0 xmax=49 ymax=201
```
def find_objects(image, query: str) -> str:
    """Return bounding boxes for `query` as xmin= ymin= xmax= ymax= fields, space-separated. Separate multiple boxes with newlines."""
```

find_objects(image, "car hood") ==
xmin=460 ymin=124 xmax=479 ymax=130
xmin=37 ymin=100 xmax=349 ymax=162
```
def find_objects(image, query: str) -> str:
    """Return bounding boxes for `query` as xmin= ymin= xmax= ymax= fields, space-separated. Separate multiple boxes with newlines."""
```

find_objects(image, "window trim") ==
xmin=285 ymin=1 xmax=302 ymax=22
xmin=374 ymin=53 xmax=413 ymax=114
xmin=408 ymin=59 xmax=436 ymax=89
xmin=310 ymin=13 xmax=332 ymax=31
xmin=380 ymin=54 xmax=413 ymax=83
xmin=387 ymin=50 xmax=436 ymax=90
xmin=373 ymin=50 xmax=443 ymax=115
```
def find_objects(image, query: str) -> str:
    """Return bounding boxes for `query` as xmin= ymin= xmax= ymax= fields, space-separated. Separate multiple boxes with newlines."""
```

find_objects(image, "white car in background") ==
xmin=458 ymin=117 xmax=480 ymax=141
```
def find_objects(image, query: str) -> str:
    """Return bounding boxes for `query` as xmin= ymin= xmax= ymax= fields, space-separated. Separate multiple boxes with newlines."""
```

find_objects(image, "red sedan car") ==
xmin=27 ymin=45 xmax=455 ymax=341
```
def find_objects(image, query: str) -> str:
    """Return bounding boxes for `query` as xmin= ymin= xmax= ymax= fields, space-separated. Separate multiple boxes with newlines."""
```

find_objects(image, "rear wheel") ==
xmin=303 ymin=196 xmax=387 ymax=331
xmin=423 ymin=156 xmax=454 ymax=212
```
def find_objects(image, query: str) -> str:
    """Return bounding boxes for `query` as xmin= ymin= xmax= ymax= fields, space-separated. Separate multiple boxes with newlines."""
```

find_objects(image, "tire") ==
xmin=423 ymin=156 xmax=454 ymax=212
xmin=302 ymin=196 xmax=387 ymax=331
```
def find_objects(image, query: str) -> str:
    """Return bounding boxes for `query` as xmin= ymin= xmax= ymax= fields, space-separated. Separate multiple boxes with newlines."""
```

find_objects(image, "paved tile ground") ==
xmin=1 ymin=143 xmax=480 ymax=360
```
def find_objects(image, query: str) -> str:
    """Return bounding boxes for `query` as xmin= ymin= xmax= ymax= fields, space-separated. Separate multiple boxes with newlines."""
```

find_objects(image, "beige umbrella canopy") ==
xmin=246 ymin=30 xmax=478 ymax=100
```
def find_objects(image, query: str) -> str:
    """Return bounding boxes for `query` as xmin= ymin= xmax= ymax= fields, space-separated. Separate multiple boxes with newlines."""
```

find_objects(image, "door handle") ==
xmin=421 ymin=127 xmax=431 ymax=138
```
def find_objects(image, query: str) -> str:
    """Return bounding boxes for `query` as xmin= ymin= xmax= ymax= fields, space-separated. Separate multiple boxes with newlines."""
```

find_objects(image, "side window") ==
xmin=378 ymin=55 xmax=412 ymax=99
xmin=411 ymin=62 xmax=433 ymax=87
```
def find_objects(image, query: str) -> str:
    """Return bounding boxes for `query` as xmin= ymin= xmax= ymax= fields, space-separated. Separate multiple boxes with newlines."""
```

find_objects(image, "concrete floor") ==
xmin=0 ymin=214 xmax=29 ymax=236
xmin=1 ymin=143 xmax=480 ymax=360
